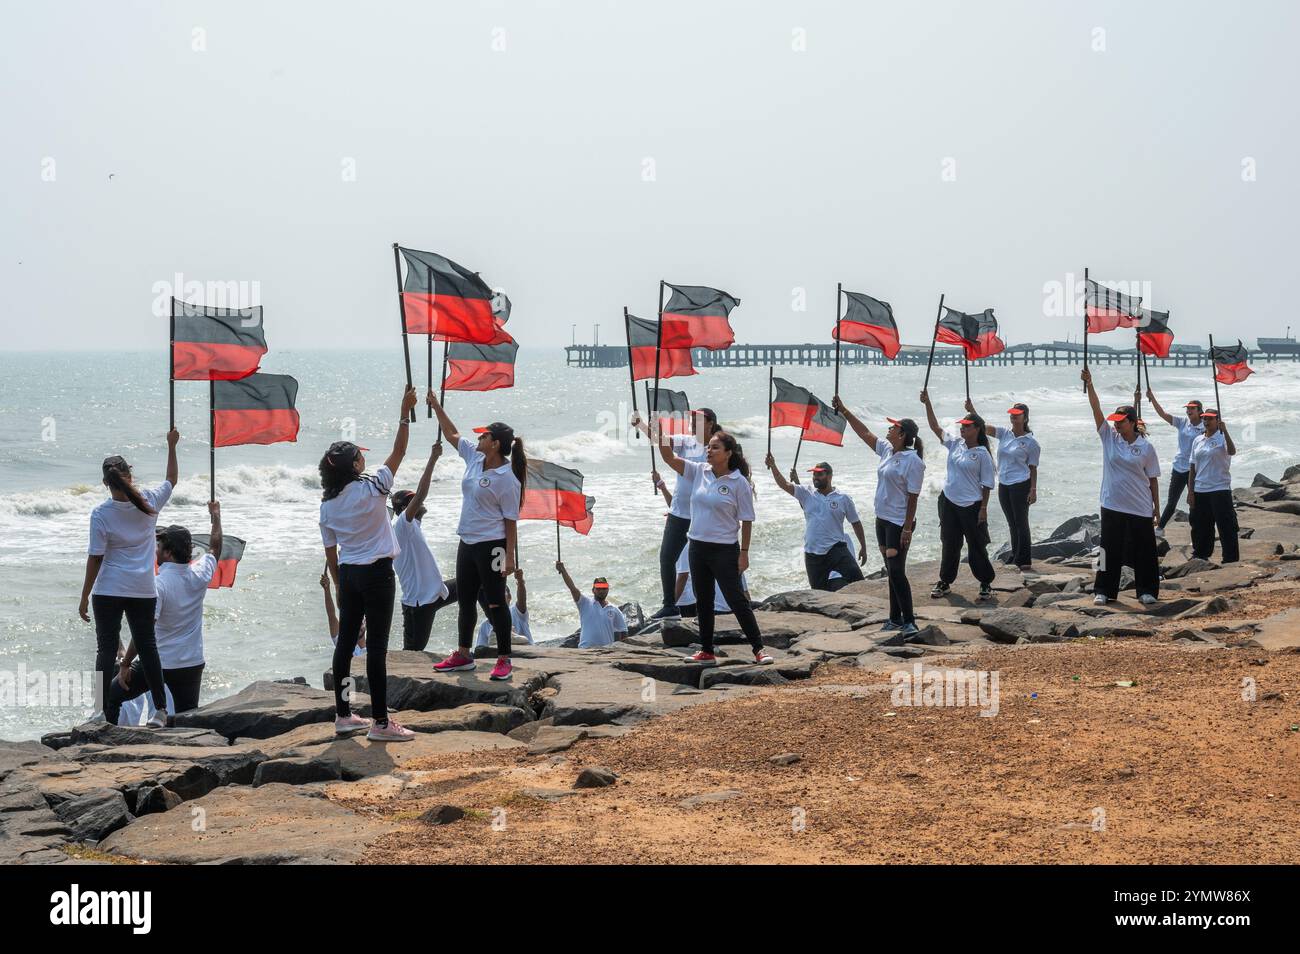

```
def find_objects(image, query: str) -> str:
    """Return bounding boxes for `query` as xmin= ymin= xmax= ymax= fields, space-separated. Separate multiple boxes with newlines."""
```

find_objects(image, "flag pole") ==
xmin=392 ymin=243 xmax=416 ymax=423
xmin=437 ymin=341 xmax=449 ymax=441
xmin=169 ymin=297 xmax=176 ymax=430
xmin=964 ymin=356 xmax=970 ymax=403
xmin=651 ymin=281 xmax=666 ymax=493
xmin=208 ymin=380 xmax=216 ymax=504
xmin=1135 ymin=329 xmax=1142 ymax=420
xmin=923 ymin=294 xmax=944 ymax=392
xmin=766 ymin=366 xmax=774 ymax=457
xmin=644 ymin=382 xmax=656 ymax=489
xmin=1209 ymin=334 xmax=1221 ymax=412
xmin=624 ymin=307 xmax=640 ymax=440
xmin=555 ymin=512 xmax=561 ymax=562
xmin=833 ymin=282 xmax=843 ymax=402
xmin=1083 ymin=266 xmax=1089 ymax=393
xmin=792 ymin=427 xmax=806 ymax=471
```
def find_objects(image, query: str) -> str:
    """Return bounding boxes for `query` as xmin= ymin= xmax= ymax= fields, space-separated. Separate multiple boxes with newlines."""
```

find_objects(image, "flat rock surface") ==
xmin=173 ymin=680 xmax=371 ymax=741
xmin=1246 ymin=608 xmax=1300 ymax=652
xmin=541 ymin=666 xmax=757 ymax=725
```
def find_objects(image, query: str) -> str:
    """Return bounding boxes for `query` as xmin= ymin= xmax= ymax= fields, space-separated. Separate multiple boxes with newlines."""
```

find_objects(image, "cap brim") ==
xmin=886 ymin=417 xmax=901 ymax=425
xmin=807 ymin=467 xmax=828 ymax=473
xmin=1106 ymin=413 xmax=1129 ymax=422
xmin=956 ymin=419 xmax=975 ymax=426
xmin=472 ymin=426 xmax=489 ymax=434
xmin=1201 ymin=411 xmax=1219 ymax=418
xmin=1006 ymin=408 xmax=1025 ymax=415
xmin=1184 ymin=403 xmax=1202 ymax=408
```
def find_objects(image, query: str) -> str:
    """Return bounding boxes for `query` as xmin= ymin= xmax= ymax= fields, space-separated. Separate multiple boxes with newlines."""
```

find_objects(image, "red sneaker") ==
xmin=688 ymin=651 xmax=717 ymax=665
xmin=433 ymin=650 xmax=475 ymax=673
xmin=754 ymin=650 xmax=776 ymax=665
xmin=489 ymin=657 xmax=513 ymax=681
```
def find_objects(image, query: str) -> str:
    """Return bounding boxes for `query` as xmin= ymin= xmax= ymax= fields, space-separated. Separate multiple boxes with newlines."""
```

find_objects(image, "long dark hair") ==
xmin=714 ymin=431 xmax=751 ymax=481
xmin=967 ymin=414 xmax=991 ymax=451
xmin=102 ymin=457 xmax=155 ymax=515
xmin=319 ymin=453 xmax=359 ymax=501
xmin=897 ymin=418 xmax=924 ymax=460
xmin=509 ymin=438 xmax=527 ymax=503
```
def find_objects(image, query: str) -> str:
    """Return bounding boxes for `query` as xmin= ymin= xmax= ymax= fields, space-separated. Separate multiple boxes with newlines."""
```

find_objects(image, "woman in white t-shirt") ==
xmin=968 ymin=399 xmax=1042 ymax=570
xmin=920 ymin=389 xmax=997 ymax=600
xmin=318 ymin=385 xmax=418 ymax=742
xmin=1188 ymin=409 xmax=1238 ymax=563
xmin=78 ymin=429 xmax=179 ymax=727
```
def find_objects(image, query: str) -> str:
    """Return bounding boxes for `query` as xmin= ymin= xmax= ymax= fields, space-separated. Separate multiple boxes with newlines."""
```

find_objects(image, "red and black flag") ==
xmin=1137 ymin=309 xmax=1175 ymax=358
xmin=211 ymin=373 xmax=300 ymax=447
xmin=398 ymin=246 xmax=512 ymax=344
xmin=770 ymin=378 xmax=816 ymax=430
xmin=192 ymin=533 xmax=246 ymax=589
xmin=519 ymin=460 xmax=587 ymax=522
xmin=1085 ymin=279 xmax=1143 ymax=333
xmin=1211 ymin=340 xmax=1254 ymax=384
xmin=659 ymin=284 xmax=739 ymax=351
xmin=442 ymin=341 xmax=519 ymax=392
xmin=834 ymin=290 xmax=901 ymax=359
xmin=935 ymin=307 xmax=1006 ymax=360
xmin=559 ymin=495 xmax=596 ymax=536
xmin=627 ymin=314 xmax=695 ymax=380
xmin=649 ymin=387 xmax=693 ymax=435
xmin=172 ymin=299 xmax=266 ymax=381
xmin=802 ymin=395 xmax=846 ymax=446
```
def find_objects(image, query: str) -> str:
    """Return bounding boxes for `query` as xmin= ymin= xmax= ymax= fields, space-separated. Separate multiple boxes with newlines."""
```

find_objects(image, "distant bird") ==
xmin=108 ymin=173 xmax=115 ymax=180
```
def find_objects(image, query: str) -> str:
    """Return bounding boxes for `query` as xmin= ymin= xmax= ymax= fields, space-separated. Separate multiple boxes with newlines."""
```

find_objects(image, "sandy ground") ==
xmin=346 ymin=595 xmax=1300 ymax=865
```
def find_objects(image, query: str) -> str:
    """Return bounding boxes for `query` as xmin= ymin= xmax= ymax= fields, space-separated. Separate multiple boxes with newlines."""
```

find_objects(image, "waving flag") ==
xmin=560 ymin=495 xmax=596 ymax=536
xmin=649 ymin=387 xmax=693 ymax=435
xmin=1211 ymin=341 xmax=1254 ymax=384
xmin=659 ymin=284 xmax=739 ymax=351
xmin=936 ymin=307 xmax=1005 ymax=360
xmin=1085 ymin=279 xmax=1143 ymax=333
xmin=442 ymin=341 xmax=519 ymax=392
xmin=172 ymin=299 xmax=266 ymax=381
xmin=211 ymin=373 xmax=300 ymax=447
xmin=398 ymin=246 xmax=512 ymax=344
xmin=192 ymin=533 xmax=246 ymax=589
xmin=802 ymin=395 xmax=846 ymax=446
xmin=834 ymin=291 xmax=900 ymax=359
xmin=770 ymin=378 xmax=843 ymax=445
xmin=519 ymin=460 xmax=586 ymax=522
xmin=1137 ymin=309 xmax=1175 ymax=358
xmin=627 ymin=313 xmax=695 ymax=380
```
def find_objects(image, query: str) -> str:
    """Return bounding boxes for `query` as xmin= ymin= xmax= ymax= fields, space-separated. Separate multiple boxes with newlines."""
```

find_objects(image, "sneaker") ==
xmin=367 ymin=719 xmax=415 ymax=742
xmin=976 ymin=585 xmax=993 ymax=602
xmin=488 ymin=657 xmax=513 ymax=681
xmin=754 ymin=650 xmax=776 ymax=665
xmin=335 ymin=713 xmax=371 ymax=736
xmin=650 ymin=605 xmax=682 ymax=621
xmin=687 ymin=650 xmax=717 ymax=665
xmin=1139 ymin=593 xmax=1158 ymax=606
xmin=930 ymin=582 xmax=950 ymax=599
xmin=433 ymin=650 xmax=476 ymax=673
xmin=880 ymin=620 xmax=903 ymax=632
xmin=146 ymin=715 xmax=166 ymax=729
xmin=1093 ymin=594 xmax=1108 ymax=605
xmin=899 ymin=622 xmax=920 ymax=640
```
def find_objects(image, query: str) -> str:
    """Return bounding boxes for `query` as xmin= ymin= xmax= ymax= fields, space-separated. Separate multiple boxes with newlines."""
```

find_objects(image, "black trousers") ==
xmin=334 ymin=559 xmax=394 ymax=722
xmin=1158 ymin=469 xmax=1190 ymax=529
xmin=401 ymin=578 xmax=460 ymax=651
xmin=1190 ymin=489 xmax=1240 ymax=563
xmin=104 ymin=660 xmax=205 ymax=725
xmin=659 ymin=514 xmax=691 ymax=610
xmin=875 ymin=518 xmax=915 ymax=625
xmin=997 ymin=479 xmax=1033 ymax=567
xmin=688 ymin=540 xmax=764 ymax=654
xmin=454 ymin=539 xmax=511 ymax=656
xmin=804 ymin=540 xmax=864 ymax=591
xmin=92 ymin=595 xmax=166 ymax=716
xmin=1094 ymin=506 xmax=1160 ymax=600
xmin=937 ymin=493 xmax=996 ymax=586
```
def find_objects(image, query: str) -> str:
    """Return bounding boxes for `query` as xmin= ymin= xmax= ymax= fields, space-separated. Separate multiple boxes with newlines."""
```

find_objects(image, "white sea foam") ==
xmin=528 ymin=430 xmax=631 ymax=465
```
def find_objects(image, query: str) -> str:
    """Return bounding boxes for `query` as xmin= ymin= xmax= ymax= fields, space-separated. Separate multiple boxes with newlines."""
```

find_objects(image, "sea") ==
xmin=2 ymin=348 xmax=1298 ymax=740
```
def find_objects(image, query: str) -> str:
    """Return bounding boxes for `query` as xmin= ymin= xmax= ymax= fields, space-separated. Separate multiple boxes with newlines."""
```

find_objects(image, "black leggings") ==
xmin=1095 ymin=506 xmax=1160 ymax=600
xmin=92 ymin=595 xmax=166 ymax=716
xmin=334 ymin=559 xmax=395 ymax=722
xmin=875 ymin=518 xmax=915 ymax=624
xmin=997 ymin=479 xmax=1033 ymax=567
xmin=659 ymin=515 xmax=691 ymax=609
xmin=804 ymin=541 xmax=864 ymax=591
xmin=104 ymin=660 xmax=205 ymax=725
xmin=1190 ymin=489 xmax=1239 ymax=563
xmin=455 ymin=539 xmax=511 ymax=656
xmin=687 ymin=539 xmax=764 ymax=654
xmin=401 ymin=578 xmax=460 ymax=651
xmin=1158 ymin=469 xmax=1189 ymax=529
xmin=938 ymin=493 xmax=996 ymax=586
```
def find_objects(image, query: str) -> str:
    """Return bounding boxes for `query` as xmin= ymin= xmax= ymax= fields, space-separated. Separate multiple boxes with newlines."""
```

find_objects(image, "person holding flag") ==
xmin=920 ymin=389 xmax=996 ymax=600
xmin=762 ymin=455 xmax=867 ymax=591
xmin=966 ymin=399 xmax=1042 ymax=570
xmin=1144 ymin=388 xmax=1205 ymax=537
xmin=555 ymin=564 xmax=628 ymax=648
xmin=390 ymin=442 xmax=459 ymax=651
xmin=1188 ymin=410 xmax=1238 ymax=563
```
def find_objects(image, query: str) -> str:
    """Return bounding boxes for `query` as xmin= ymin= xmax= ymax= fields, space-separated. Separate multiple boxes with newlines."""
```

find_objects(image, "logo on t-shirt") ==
xmin=1130 ymin=446 xmax=1141 ymax=456
xmin=717 ymin=484 xmax=730 ymax=495
xmin=479 ymin=477 xmax=490 ymax=487
xmin=830 ymin=500 xmax=839 ymax=510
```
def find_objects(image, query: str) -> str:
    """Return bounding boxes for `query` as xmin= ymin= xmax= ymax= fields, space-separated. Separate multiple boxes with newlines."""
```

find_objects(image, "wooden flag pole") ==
xmin=1209 ymin=334 xmax=1222 ymax=412
xmin=833 ymin=282 xmax=843 ymax=402
xmin=624 ymin=307 xmax=640 ymax=440
xmin=392 ymin=243 xmax=416 ymax=423
xmin=437 ymin=341 xmax=449 ymax=441
xmin=766 ymin=366 xmax=774 ymax=457
xmin=208 ymin=380 xmax=216 ymax=503
xmin=169 ymin=297 xmax=176 ymax=430
xmin=1083 ymin=266 xmax=1089 ymax=393
xmin=923 ymin=294 xmax=944 ymax=392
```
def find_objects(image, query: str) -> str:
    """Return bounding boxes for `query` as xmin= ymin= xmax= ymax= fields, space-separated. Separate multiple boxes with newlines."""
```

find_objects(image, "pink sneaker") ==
xmin=367 ymin=719 xmax=415 ymax=742
xmin=433 ymin=650 xmax=476 ymax=673
xmin=688 ymin=651 xmax=717 ymax=665
xmin=489 ymin=657 xmax=513 ymax=681
xmin=754 ymin=650 xmax=776 ymax=666
xmin=335 ymin=713 xmax=371 ymax=737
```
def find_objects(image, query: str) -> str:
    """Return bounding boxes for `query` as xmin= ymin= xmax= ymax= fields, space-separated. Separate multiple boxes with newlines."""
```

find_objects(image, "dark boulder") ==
xmin=52 ymin=788 xmax=134 ymax=843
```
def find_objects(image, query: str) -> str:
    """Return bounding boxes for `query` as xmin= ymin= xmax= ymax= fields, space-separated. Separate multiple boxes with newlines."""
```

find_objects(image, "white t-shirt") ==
xmin=940 ymin=434 xmax=995 ymax=507
xmin=1172 ymin=417 xmax=1206 ymax=473
xmin=683 ymin=461 xmax=756 ymax=544
xmin=474 ymin=605 xmax=533 ymax=648
xmin=874 ymin=444 xmax=925 ymax=528
xmin=1190 ymin=431 xmax=1231 ymax=493
xmin=992 ymin=426 xmax=1042 ymax=486
xmin=153 ymin=554 xmax=215 ymax=669
xmin=793 ymin=485 xmax=859 ymax=555
xmin=329 ymin=632 xmax=366 ymax=657
xmin=576 ymin=595 xmax=627 ymax=648
xmin=668 ymin=436 xmax=708 ymax=520
xmin=391 ymin=515 xmax=448 ymax=607
xmin=1098 ymin=424 xmax=1161 ymax=517
xmin=88 ymin=481 xmax=174 ymax=598
xmin=319 ymin=466 xmax=399 ymax=566
xmin=456 ymin=437 xmax=521 ymax=544
xmin=675 ymin=546 xmax=748 ymax=610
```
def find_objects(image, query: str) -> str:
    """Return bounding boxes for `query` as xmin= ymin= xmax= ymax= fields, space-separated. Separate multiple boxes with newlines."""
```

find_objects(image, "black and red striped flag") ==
xmin=1211 ymin=340 xmax=1254 ymax=384
xmin=802 ymin=395 xmax=846 ymax=446
xmin=627 ymin=314 xmax=695 ymax=380
xmin=771 ymin=378 xmax=844 ymax=445
xmin=442 ymin=341 xmax=519 ymax=392
xmin=519 ymin=460 xmax=586 ymax=522
xmin=212 ymin=373 xmax=300 ymax=447
xmin=172 ymin=299 xmax=266 ymax=381
xmin=1137 ymin=309 xmax=1175 ymax=358
xmin=649 ymin=388 xmax=693 ymax=435
xmin=192 ymin=533 xmax=246 ymax=589
xmin=560 ymin=495 xmax=596 ymax=536
xmin=398 ymin=247 xmax=512 ymax=345
xmin=834 ymin=291 xmax=900 ymax=359
xmin=660 ymin=284 xmax=739 ymax=351
xmin=1085 ymin=279 xmax=1143 ymax=334
xmin=936 ymin=307 xmax=1006 ymax=360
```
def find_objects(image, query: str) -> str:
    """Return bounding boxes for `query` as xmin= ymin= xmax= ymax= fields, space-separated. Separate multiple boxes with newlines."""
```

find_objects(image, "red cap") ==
xmin=472 ymin=426 xmax=489 ymax=433
xmin=808 ymin=466 xmax=829 ymax=473
xmin=1105 ymin=412 xmax=1128 ymax=422
xmin=956 ymin=418 xmax=976 ymax=426
xmin=1200 ymin=409 xmax=1219 ymax=418
xmin=1006 ymin=407 xmax=1025 ymax=415
xmin=886 ymin=417 xmax=902 ymax=425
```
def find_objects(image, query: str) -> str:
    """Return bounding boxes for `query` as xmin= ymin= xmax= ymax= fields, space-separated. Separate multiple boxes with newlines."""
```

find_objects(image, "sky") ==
xmin=3 ymin=0 xmax=1297 ymax=352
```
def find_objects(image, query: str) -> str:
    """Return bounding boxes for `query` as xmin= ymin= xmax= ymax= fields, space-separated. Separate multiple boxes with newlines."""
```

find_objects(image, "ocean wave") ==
xmin=527 ymin=430 xmax=630 ymax=465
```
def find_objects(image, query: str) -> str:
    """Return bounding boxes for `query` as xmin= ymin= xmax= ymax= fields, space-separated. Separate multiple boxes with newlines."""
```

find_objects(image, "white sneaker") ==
xmin=1154 ymin=527 xmax=1166 ymax=539
xmin=1093 ymin=594 xmax=1108 ymax=605
xmin=146 ymin=716 xmax=166 ymax=729
xmin=334 ymin=713 xmax=371 ymax=736
xmin=1139 ymin=593 xmax=1158 ymax=605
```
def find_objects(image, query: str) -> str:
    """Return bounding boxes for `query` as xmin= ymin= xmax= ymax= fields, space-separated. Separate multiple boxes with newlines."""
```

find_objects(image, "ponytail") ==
xmin=102 ymin=458 xmax=155 ymax=515
xmin=912 ymin=436 xmax=925 ymax=461
xmin=510 ymin=438 xmax=528 ymax=504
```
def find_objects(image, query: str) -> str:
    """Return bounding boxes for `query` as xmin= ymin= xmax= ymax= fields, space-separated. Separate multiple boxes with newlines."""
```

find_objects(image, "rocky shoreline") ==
xmin=4 ymin=466 xmax=1300 ymax=865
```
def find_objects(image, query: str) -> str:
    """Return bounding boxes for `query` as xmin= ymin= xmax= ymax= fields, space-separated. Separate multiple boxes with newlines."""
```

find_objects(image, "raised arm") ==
xmin=555 ymin=560 xmax=581 ymax=603
xmin=207 ymin=500 xmax=223 ymax=563
xmin=426 ymin=387 xmax=460 ymax=447
xmin=165 ymin=428 xmax=179 ymax=486
xmin=1081 ymin=368 xmax=1105 ymax=431
xmin=920 ymin=389 xmax=943 ymax=441
xmin=965 ymin=397 xmax=997 ymax=437
xmin=404 ymin=441 xmax=443 ymax=520
xmin=385 ymin=386 xmax=419 ymax=474
xmin=832 ymin=395 xmax=878 ymax=451
xmin=657 ymin=435 xmax=688 ymax=476
xmin=764 ymin=452 xmax=797 ymax=497
xmin=1144 ymin=387 xmax=1175 ymax=426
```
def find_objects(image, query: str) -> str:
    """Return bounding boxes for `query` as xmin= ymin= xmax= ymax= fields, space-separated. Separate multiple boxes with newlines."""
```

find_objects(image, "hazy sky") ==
xmin=4 ymin=0 xmax=1297 ymax=351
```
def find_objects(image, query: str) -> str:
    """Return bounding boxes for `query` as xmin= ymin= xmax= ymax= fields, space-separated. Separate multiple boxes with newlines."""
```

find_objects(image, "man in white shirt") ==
xmin=763 ymin=456 xmax=867 ymax=591
xmin=390 ymin=442 xmax=458 ymax=651
xmin=555 ymin=562 xmax=628 ymax=648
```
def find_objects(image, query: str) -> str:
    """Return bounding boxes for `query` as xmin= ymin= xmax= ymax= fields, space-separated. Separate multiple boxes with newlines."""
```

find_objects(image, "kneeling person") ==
xmin=556 ymin=562 xmax=627 ymax=648
xmin=764 ymin=455 xmax=867 ymax=591
xmin=474 ymin=569 xmax=533 ymax=649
